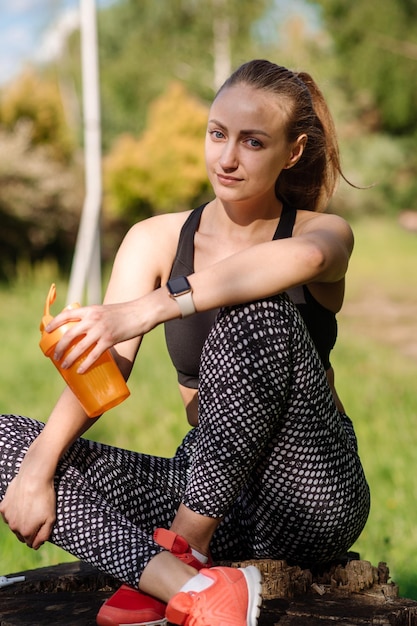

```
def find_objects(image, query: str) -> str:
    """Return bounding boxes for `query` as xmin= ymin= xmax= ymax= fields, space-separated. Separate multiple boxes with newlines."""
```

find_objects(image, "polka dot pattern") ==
xmin=185 ymin=296 xmax=370 ymax=564
xmin=0 ymin=294 xmax=370 ymax=583
xmin=0 ymin=415 xmax=195 ymax=586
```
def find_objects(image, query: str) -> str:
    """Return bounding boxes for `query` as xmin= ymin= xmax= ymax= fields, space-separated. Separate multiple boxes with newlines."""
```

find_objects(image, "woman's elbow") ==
xmin=304 ymin=242 xmax=348 ymax=282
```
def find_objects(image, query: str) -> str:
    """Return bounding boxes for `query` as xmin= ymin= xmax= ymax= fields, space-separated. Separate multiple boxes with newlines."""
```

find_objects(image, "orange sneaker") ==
xmin=166 ymin=566 xmax=262 ymax=626
xmin=96 ymin=529 xmax=212 ymax=626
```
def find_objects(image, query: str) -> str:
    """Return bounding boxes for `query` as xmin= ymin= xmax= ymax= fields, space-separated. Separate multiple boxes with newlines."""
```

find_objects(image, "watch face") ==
xmin=168 ymin=275 xmax=191 ymax=296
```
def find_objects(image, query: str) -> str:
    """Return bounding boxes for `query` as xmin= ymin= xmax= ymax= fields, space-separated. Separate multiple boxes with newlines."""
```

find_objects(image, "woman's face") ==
xmin=205 ymin=83 xmax=304 ymax=208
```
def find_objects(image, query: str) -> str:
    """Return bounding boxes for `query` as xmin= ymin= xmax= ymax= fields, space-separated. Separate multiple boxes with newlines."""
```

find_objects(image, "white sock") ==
xmin=191 ymin=548 xmax=208 ymax=564
xmin=179 ymin=572 xmax=213 ymax=594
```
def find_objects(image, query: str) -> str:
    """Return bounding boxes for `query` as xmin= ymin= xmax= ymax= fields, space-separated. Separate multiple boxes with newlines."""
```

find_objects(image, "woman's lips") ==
xmin=216 ymin=173 xmax=243 ymax=185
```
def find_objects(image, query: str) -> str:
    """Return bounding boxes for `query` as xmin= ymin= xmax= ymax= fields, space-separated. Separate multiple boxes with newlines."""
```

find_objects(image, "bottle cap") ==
xmin=39 ymin=283 xmax=80 ymax=355
xmin=39 ymin=283 xmax=56 ymax=332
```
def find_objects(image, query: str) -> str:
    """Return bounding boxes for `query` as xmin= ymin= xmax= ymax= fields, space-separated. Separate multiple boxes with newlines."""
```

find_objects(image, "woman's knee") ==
xmin=202 ymin=296 xmax=297 ymax=369
xmin=0 ymin=415 xmax=44 ymax=495
xmin=0 ymin=415 xmax=44 ymax=460
xmin=0 ymin=414 xmax=43 ymax=439
xmin=200 ymin=295 xmax=309 ymax=405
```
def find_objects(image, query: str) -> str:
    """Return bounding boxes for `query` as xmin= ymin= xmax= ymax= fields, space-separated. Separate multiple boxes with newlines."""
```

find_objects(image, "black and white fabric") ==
xmin=0 ymin=294 xmax=370 ymax=587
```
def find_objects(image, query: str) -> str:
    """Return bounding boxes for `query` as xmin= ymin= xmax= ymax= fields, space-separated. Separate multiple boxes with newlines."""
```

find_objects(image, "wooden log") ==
xmin=261 ymin=594 xmax=417 ymax=626
xmin=1 ymin=559 xmax=417 ymax=625
xmin=0 ymin=561 xmax=115 ymax=626
xmin=218 ymin=557 xmax=314 ymax=599
xmin=217 ymin=554 xmax=399 ymax=600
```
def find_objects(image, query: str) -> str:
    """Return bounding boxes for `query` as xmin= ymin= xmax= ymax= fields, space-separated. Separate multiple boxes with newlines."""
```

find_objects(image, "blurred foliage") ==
xmin=58 ymin=0 xmax=273 ymax=151
xmin=261 ymin=6 xmax=417 ymax=217
xmin=0 ymin=0 xmax=416 ymax=280
xmin=0 ymin=122 xmax=83 ymax=281
xmin=77 ymin=0 xmax=269 ymax=149
xmin=0 ymin=70 xmax=85 ymax=280
xmin=331 ymin=133 xmax=417 ymax=218
xmin=104 ymin=82 xmax=211 ymax=220
xmin=311 ymin=0 xmax=417 ymax=135
xmin=0 ymin=70 xmax=76 ymax=162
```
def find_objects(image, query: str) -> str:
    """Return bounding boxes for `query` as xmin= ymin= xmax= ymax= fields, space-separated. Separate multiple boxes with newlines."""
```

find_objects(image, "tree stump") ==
xmin=1 ymin=558 xmax=417 ymax=625
xmin=217 ymin=555 xmax=399 ymax=600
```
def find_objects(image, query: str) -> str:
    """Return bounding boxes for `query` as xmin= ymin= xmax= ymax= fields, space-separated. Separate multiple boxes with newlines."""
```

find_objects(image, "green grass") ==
xmin=331 ymin=216 xmax=417 ymax=599
xmin=345 ymin=216 xmax=416 ymax=302
xmin=0 ymin=264 xmax=188 ymax=574
xmin=333 ymin=338 xmax=417 ymax=598
xmin=1 ymin=216 xmax=416 ymax=600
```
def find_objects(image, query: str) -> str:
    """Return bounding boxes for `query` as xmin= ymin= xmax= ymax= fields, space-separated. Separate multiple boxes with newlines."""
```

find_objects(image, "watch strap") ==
xmin=174 ymin=290 xmax=196 ymax=318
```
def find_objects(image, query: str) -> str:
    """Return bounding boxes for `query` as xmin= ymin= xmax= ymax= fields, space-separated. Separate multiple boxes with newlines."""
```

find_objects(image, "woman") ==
xmin=0 ymin=60 xmax=370 ymax=626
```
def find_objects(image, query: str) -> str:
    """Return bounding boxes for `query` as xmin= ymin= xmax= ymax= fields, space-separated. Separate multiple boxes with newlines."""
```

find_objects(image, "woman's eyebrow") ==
xmin=240 ymin=128 xmax=272 ymax=138
xmin=208 ymin=119 xmax=272 ymax=138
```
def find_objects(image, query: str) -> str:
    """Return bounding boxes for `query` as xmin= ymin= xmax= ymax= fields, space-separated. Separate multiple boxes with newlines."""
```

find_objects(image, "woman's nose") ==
xmin=219 ymin=141 xmax=238 ymax=170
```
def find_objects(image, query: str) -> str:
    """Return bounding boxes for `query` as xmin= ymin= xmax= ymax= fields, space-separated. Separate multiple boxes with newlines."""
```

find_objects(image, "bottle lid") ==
xmin=40 ymin=283 xmax=56 ymax=332
xmin=39 ymin=284 xmax=79 ymax=355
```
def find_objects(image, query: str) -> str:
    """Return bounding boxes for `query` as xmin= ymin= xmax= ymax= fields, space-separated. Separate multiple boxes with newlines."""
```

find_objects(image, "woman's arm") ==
xmin=0 ymin=388 xmax=99 ymax=548
xmin=0 ymin=212 xmax=187 ymax=547
xmin=49 ymin=211 xmax=353 ymax=373
xmin=191 ymin=212 xmax=353 ymax=311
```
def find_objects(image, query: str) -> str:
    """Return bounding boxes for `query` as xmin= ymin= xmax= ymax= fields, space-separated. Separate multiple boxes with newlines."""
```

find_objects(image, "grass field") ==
xmin=0 ymin=215 xmax=416 ymax=599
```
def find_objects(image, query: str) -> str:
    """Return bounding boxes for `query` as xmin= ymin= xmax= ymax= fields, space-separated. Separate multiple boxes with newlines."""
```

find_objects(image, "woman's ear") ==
xmin=284 ymin=134 xmax=307 ymax=169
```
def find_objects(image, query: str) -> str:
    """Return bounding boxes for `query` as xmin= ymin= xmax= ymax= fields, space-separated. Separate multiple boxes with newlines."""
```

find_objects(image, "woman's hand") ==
xmin=47 ymin=300 xmax=140 ymax=373
xmin=0 ymin=470 xmax=56 ymax=550
xmin=45 ymin=289 xmax=180 ymax=374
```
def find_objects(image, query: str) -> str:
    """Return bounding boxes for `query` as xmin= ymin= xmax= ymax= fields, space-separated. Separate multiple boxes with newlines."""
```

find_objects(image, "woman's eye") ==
xmin=209 ymin=130 xmax=225 ymax=140
xmin=246 ymin=138 xmax=262 ymax=149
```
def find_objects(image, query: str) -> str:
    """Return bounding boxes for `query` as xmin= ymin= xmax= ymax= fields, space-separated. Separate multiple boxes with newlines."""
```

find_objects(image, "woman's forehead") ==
xmin=210 ymin=84 xmax=290 ymax=128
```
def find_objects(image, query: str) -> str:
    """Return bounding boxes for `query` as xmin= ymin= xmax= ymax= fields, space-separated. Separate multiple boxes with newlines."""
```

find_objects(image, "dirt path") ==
xmin=341 ymin=295 xmax=417 ymax=362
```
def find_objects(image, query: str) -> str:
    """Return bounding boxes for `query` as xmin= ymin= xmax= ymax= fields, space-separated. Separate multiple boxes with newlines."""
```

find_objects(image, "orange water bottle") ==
xmin=39 ymin=284 xmax=130 ymax=417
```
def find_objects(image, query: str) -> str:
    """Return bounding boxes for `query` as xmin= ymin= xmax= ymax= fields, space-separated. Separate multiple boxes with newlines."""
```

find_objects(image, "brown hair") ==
xmin=216 ymin=59 xmax=342 ymax=212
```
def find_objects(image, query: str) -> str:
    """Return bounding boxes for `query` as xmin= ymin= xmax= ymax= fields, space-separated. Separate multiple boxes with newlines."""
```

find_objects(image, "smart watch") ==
xmin=166 ymin=275 xmax=196 ymax=318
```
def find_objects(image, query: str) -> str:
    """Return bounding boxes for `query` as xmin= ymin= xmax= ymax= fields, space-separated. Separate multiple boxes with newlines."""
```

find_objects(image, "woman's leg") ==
xmin=0 ymin=414 xmax=196 ymax=586
xmin=181 ymin=296 xmax=370 ymax=563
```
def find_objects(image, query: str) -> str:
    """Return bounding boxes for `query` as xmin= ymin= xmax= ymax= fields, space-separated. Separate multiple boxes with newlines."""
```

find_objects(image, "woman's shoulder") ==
xmin=113 ymin=210 xmax=194 ymax=278
xmin=130 ymin=210 xmax=193 ymax=235
xmin=122 ymin=210 xmax=194 ymax=250
xmin=295 ymin=209 xmax=353 ymax=241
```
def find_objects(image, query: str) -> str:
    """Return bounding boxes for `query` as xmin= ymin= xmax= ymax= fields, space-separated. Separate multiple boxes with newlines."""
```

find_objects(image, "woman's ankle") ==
xmin=139 ymin=551 xmax=197 ymax=602
xmin=169 ymin=504 xmax=219 ymax=556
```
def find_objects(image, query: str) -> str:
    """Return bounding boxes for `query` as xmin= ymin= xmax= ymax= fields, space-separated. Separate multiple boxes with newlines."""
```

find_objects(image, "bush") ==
xmin=104 ymin=82 xmax=211 ymax=219
xmin=0 ymin=123 xmax=84 ymax=280
xmin=0 ymin=70 xmax=76 ymax=162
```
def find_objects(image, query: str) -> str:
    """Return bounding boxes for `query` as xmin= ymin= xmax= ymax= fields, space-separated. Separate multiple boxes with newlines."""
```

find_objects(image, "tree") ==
xmin=0 ymin=70 xmax=76 ymax=161
xmin=0 ymin=122 xmax=83 ymax=280
xmin=0 ymin=0 xmax=277 ymax=278
xmin=309 ymin=0 xmax=417 ymax=135
xmin=104 ymin=82 xmax=210 ymax=219
xmin=62 ymin=0 xmax=270 ymax=149
xmin=0 ymin=69 xmax=85 ymax=280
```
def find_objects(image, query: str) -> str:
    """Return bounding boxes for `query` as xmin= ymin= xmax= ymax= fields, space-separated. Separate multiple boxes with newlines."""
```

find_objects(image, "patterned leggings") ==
xmin=0 ymin=296 xmax=370 ymax=588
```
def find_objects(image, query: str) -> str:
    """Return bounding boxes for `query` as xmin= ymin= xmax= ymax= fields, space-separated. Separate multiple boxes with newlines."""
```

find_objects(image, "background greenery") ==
xmin=0 ymin=0 xmax=416 ymax=605
xmin=1 ymin=0 xmax=416 ymax=279
xmin=1 ymin=215 xmax=416 ymax=600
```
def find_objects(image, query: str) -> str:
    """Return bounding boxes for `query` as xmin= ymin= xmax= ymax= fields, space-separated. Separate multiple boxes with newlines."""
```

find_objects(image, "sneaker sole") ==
xmin=240 ymin=566 xmax=262 ymax=626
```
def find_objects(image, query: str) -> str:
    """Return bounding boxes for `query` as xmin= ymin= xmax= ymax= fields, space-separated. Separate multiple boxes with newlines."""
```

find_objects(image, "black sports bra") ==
xmin=164 ymin=203 xmax=337 ymax=388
